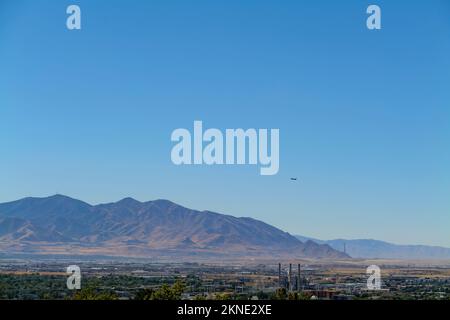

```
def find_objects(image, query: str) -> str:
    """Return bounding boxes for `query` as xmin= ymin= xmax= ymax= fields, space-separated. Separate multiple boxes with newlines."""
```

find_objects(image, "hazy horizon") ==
xmin=1 ymin=193 xmax=449 ymax=249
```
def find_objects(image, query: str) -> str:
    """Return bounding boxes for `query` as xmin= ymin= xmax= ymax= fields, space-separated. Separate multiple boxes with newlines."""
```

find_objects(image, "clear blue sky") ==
xmin=1 ymin=0 xmax=449 ymax=246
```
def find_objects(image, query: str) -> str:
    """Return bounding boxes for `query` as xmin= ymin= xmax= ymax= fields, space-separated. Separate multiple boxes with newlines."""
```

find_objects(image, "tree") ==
xmin=273 ymin=288 xmax=287 ymax=300
xmin=134 ymin=288 xmax=154 ymax=300
xmin=214 ymin=293 xmax=232 ymax=300
xmin=72 ymin=288 xmax=118 ymax=300
xmin=136 ymin=280 xmax=186 ymax=300
xmin=288 ymin=292 xmax=298 ymax=300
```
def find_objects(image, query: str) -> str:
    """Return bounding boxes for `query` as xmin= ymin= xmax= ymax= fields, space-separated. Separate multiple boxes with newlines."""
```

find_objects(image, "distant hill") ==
xmin=0 ymin=195 xmax=348 ymax=260
xmin=295 ymin=235 xmax=450 ymax=260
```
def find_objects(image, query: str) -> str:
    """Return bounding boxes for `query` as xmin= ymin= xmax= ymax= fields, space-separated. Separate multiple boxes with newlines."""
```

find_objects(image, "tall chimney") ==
xmin=289 ymin=263 xmax=292 ymax=292
xmin=298 ymin=264 xmax=301 ymax=292
xmin=278 ymin=263 xmax=281 ymax=287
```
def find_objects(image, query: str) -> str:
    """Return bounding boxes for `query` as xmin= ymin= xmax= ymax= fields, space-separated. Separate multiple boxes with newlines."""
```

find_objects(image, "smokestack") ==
xmin=278 ymin=263 xmax=281 ymax=287
xmin=298 ymin=264 xmax=301 ymax=292
xmin=289 ymin=263 xmax=292 ymax=292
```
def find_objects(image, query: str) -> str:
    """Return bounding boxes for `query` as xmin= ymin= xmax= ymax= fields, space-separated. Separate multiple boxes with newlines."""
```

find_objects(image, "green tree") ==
xmin=288 ymin=292 xmax=298 ymax=300
xmin=136 ymin=280 xmax=186 ymax=300
xmin=214 ymin=293 xmax=232 ymax=300
xmin=72 ymin=288 xmax=118 ymax=300
xmin=134 ymin=288 xmax=154 ymax=300
xmin=273 ymin=288 xmax=287 ymax=300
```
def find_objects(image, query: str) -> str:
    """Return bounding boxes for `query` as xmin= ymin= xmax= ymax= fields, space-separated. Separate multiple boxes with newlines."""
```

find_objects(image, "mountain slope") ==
xmin=295 ymin=235 xmax=450 ymax=260
xmin=0 ymin=195 xmax=348 ymax=259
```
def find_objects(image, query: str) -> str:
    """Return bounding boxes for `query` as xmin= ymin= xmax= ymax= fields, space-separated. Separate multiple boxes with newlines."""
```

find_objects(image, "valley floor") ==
xmin=0 ymin=258 xmax=449 ymax=300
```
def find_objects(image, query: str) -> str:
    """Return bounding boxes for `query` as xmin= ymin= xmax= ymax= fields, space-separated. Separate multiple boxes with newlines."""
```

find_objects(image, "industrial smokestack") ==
xmin=278 ymin=263 xmax=281 ymax=287
xmin=289 ymin=263 xmax=292 ymax=292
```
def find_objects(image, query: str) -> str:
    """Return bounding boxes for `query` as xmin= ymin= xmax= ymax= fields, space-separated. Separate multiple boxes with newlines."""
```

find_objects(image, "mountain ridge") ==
xmin=295 ymin=235 xmax=450 ymax=260
xmin=0 ymin=195 xmax=348 ymax=260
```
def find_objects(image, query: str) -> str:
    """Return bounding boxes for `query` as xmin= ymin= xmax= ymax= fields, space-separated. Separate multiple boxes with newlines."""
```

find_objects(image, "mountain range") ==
xmin=295 ymin=235 xmax=450 ymax=260
xmin=0 ymin=195 xmax=348 ymax=260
